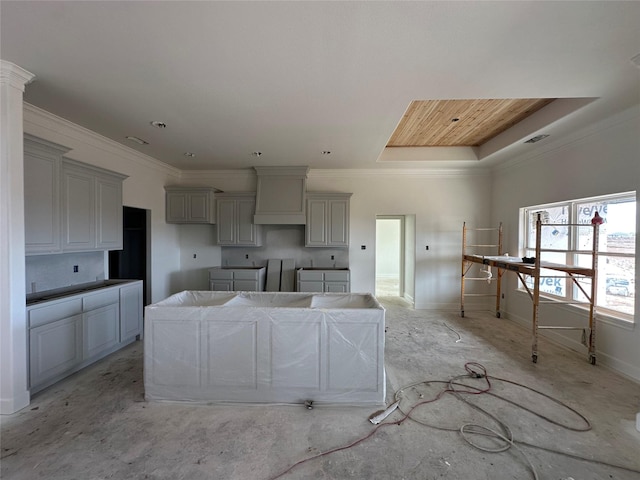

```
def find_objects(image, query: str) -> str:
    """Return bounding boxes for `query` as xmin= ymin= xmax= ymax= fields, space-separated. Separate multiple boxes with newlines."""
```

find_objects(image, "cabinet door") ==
xmin=216 ymin=199 xmax=236 ymax=244
xmin=83 ymin=303 xmax=120 ymax=359
xmin=166 ymin=192 xmax=189 ymax=223
xmin=188 ymin=192 xmax=210 ymax=222
xmin=29 ymin=314 xmax=82 ymax=389
xmin=96 ymin=175 xmax=123 ymax=250
xmin=120 ymin=282 xmax=143 ymax=341
xmin=328 ymin=200 xmax=349 ymax=246
xmin=306 ymin=199 xmax=328 ymax=246
xmin=24 ymin=146 xmax=61 ymax=254
xmin=236 ymin=198 xmax=259 ymax=245
xmin=62 ymin=166 xmax=95 ymax=251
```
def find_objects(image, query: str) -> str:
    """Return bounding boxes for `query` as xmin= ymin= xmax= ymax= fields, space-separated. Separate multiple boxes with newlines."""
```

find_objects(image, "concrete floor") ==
xmin=2 ymin=297 xmax=640 ymax=480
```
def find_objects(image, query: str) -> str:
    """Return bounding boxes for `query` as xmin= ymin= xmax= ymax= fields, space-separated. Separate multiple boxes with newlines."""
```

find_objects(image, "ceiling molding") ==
xmin=493 ymin=104 xmax=640 ymax=174
xmin=308 ymin=168 xmax=491 ymax=178
xmin=23 ymin=103 xmax=181 ymax=177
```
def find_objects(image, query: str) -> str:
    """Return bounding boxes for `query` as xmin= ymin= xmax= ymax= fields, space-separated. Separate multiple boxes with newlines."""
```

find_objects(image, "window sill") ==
xmin=514 ymin=288 xmax=635 ymax=330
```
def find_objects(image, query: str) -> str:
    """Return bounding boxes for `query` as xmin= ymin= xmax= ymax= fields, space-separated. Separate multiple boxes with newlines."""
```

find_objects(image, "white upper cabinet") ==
xmin=216 ymin=193 xmax=261 ymax=246
xmin=305 ymin=193 xmax=352 ymax=247
xmin=25 ymin=135 xmax=126 ymax=255
xmin=61 ymin=159 xmax=126 ymax=252
xmin=165 ymin=186 xmax=217 ymax=224
xmin=24 ymin=135 xmax=70 ymax=254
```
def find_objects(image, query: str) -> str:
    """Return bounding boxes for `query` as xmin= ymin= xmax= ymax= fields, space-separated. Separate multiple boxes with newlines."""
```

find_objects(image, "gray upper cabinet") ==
xmin=216 ymin=193 xmax=261 ymax=246
xmin=24 ymin=135 xmax=126 ymax=255
xmin=305 ymin=193 xmax=352 ymax=247
xmin=24 ymin=135 xmax=70 ymax=254
xmin=165 ymin=186 xmax=217 ymax=224
xmin=61 ymin=159 xmax=126 ymax=252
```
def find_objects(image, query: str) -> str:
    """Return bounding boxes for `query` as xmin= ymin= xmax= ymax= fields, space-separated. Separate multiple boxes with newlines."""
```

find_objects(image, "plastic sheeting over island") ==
xmin=144 ymin=291 xmax=386 ymax=406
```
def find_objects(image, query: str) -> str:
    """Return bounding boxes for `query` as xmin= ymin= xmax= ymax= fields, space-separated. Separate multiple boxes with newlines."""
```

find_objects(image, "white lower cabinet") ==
xmin=83 ymin=303 xmax=119 ymax=359
xmin=27 ymin=281 xmax=143 ymax=394
xmin=297 ymin=269 xmax=350 ymax=292
xmin=29 ymin=313 xmax=83 ymax=389
xmin=120 ymin=282 xmax=144 ymax=341
xmin=209 ymin=267 xmax=266 ymax=291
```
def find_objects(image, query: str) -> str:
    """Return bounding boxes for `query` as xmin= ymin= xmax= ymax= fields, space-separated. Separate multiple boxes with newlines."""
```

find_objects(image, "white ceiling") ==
xmin=1 ymin=1 xmax=639 ymax=171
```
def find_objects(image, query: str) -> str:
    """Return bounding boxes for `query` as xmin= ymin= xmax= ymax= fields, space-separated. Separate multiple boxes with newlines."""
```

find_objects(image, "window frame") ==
xmin=520 ymin=191 xmax=636 ymax=322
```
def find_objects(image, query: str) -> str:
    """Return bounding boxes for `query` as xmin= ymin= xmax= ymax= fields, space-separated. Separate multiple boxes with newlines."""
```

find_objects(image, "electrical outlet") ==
xmin=73 ymin=265 xmax=78 ymax=273
xmin=361 ymin=245 xmax=366 ymax=250
xmin=245 ymin=254 xmax=249 ymax=259
xmin=193 ymin=254 xmax=197 ymax=259
xmin=331 ymin=255 xmax=335 ymax=260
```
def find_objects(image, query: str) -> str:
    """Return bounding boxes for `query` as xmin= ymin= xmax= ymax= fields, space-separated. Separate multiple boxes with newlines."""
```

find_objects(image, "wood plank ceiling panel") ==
xmin=387 ymin=98 xmax=555 ymax=147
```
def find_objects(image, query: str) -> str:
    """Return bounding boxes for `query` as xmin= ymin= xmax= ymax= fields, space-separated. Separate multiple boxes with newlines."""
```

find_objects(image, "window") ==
xmin=521 ymin=192 xmax=636 ymax=320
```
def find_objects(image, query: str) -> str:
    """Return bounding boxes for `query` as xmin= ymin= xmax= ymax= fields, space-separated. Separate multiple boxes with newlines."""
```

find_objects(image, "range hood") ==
xmin=253 ymin=166 xmax=309 ymax=224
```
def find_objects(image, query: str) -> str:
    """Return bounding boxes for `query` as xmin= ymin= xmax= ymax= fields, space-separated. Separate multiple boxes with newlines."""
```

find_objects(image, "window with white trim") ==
xmin=520 ymin=192 xmax=636 ymax=320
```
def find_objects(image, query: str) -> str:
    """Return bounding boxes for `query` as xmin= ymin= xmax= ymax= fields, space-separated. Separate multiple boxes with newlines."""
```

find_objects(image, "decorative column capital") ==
xmin=0 ymin=59 xmax=35 ymax=90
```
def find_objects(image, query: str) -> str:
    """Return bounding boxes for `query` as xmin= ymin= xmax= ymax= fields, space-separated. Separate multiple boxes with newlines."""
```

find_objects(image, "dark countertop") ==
xmin=26 ymin=279 xmax=139 ymax=306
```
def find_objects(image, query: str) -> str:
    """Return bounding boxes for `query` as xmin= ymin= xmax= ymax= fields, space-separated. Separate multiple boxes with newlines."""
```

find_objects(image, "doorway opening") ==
xmin=375 ymin=215 xmax=415 ymax=302
xmin=109 ymin=206 xmax=151 ymax=305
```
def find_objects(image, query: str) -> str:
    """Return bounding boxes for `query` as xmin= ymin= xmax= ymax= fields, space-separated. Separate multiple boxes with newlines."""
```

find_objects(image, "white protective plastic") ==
xmin=144 ymin=291 xmax=386 ymax=406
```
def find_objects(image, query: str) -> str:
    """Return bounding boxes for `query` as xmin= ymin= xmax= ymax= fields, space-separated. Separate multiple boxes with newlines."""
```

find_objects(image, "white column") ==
xmin=0 ymin=60 xmax=35 ymax=414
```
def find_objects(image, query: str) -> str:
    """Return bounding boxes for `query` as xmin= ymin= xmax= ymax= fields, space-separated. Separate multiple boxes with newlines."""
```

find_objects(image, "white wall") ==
xmin=174 ymin=168 xmax=492 ymax=309
xmin=491 ymin=106 xmax=640 ymax=381
xmin=307 ymin=170 xmax=492 ymax=309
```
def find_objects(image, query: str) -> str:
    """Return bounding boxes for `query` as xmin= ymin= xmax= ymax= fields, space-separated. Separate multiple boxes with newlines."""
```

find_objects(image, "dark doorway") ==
xmin=109 ymin=206 xmax=150 ymax=305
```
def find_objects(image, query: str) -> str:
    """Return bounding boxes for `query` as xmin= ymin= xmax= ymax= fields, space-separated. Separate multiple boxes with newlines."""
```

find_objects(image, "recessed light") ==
xmin=150 ymin=121 xmax=167 ymax=129
xmin=184 ymin=152 xmax=196 ymax=157
xmin=252 ymin=151 xmax=263 ymax=157
xmin=524 ymin=134 xmax=550 ymax=144
xmin=125 ymin=136 xmax=149 ymax=145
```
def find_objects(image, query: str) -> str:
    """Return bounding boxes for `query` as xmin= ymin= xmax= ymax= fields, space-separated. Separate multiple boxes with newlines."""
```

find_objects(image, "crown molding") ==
xmin=23 ymin=103 xmax=181 ymax=178
xmin=0 ymin=60 xmax=35 ymax=89
xmin=494 ymin=104 xmax=640 ymax=174
xmin=308 ymin=168 xmax=491 ymax=178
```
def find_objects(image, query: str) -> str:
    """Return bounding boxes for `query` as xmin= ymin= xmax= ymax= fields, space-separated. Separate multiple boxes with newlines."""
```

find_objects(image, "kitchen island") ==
xmin=144 ymin=291 xmax=385 ymax=406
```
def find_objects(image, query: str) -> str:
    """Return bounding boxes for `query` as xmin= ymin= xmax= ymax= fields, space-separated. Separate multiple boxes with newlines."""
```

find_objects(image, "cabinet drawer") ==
xmin=233 ymin=280 xmax=258 ymax=291
xmin=210 ymin=269 xmax=233 ymax=280
xmin=325 ymin=271 xmax=349 ymax=282
xmin=299 ymin=271 xmax=324 ymax=281
xmin=298 ymin=281 xmax=324 ymax=292
xmin=83 ymin=288 xmax=119 ymax=310
xmin=233 ymin=270 xmax=259 ymax=280
xmin=29 ymin=298 xmax=83 ymax=328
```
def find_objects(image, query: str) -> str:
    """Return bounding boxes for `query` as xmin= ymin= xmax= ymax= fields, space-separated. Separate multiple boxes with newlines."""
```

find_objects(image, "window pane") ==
xmin=577 ymin=198 xmax=635 ymax=254
xmin=528 ymin=206 xmax=569 ymax=250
